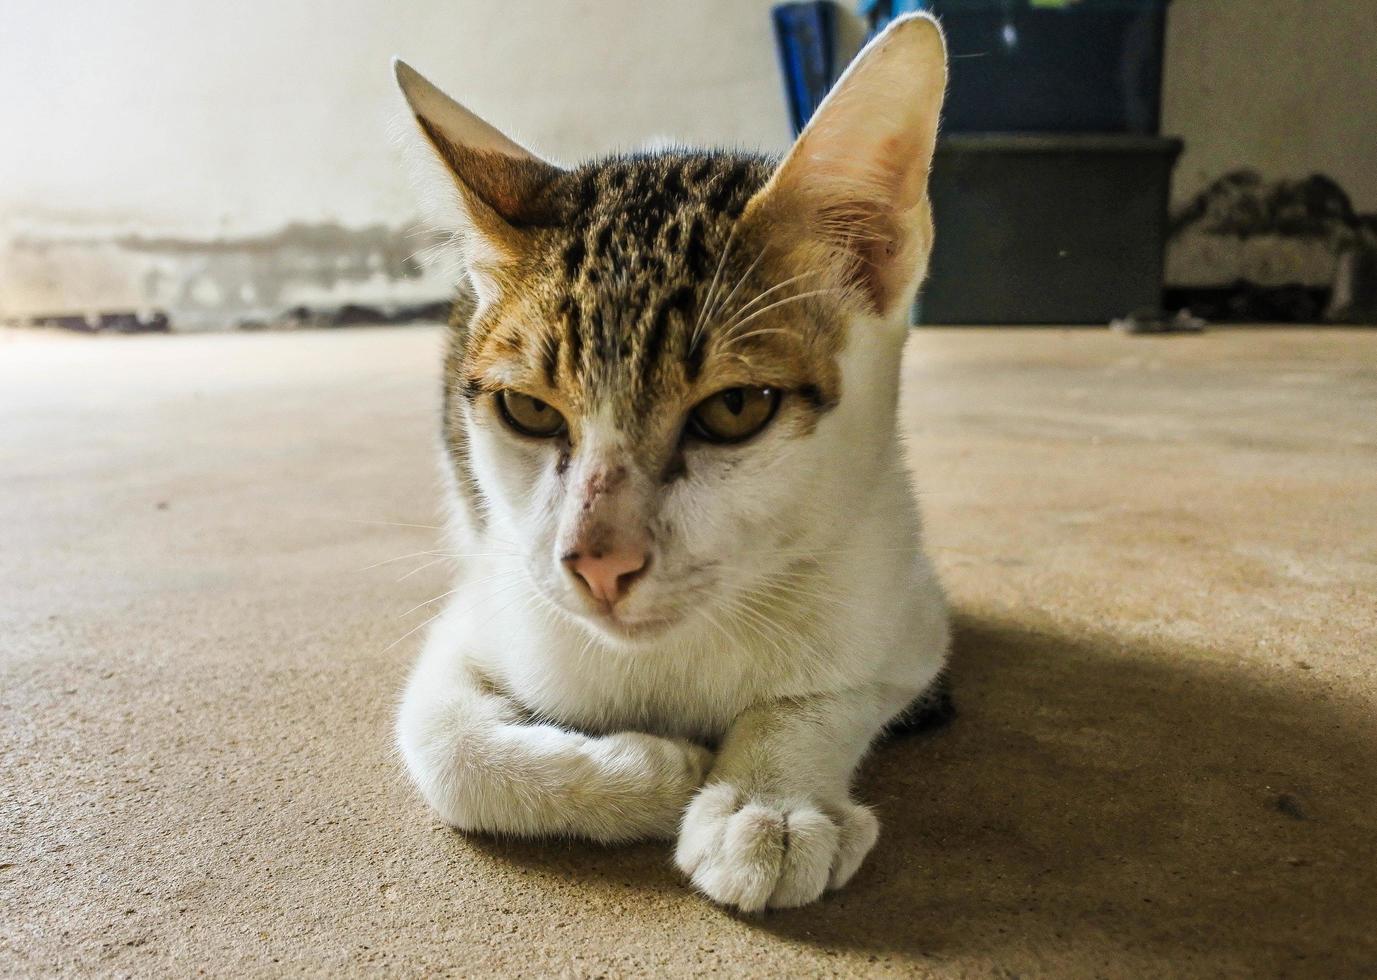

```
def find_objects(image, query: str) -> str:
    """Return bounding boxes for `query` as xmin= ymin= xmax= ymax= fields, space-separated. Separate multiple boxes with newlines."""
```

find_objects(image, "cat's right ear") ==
xmin=744 ymin=15 xmax=947 ymax=321
xmin=393 ymin=60 xmax=563 ymax=277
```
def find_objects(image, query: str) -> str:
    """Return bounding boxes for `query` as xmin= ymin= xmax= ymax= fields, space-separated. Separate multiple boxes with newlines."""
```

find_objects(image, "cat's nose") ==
xmin=563 ymin=548 xmax=650 ymax=606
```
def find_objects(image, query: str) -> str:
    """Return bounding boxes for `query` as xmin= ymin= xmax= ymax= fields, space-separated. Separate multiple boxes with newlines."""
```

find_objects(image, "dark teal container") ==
xmin=916 ymin=135 xmax=1183 ymax=324
xmin=930 ymin=0 xmax=1169 ymax=134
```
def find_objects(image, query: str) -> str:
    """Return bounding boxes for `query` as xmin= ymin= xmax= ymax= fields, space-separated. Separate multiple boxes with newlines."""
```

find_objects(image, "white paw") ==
xmin=675 ymin=782 xmax=879 ymax=911
xmin=584 ymin=733 xmax=715 ymax=840
xmin=595 ymin=732 xmax=714 ymax=788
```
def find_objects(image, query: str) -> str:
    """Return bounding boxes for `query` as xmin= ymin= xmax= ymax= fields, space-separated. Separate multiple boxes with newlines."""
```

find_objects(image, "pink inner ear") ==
xmin=817 ymin=200 xmax=909 ymax=314
xmin=881 ymin=137 xmax=931 ymax=213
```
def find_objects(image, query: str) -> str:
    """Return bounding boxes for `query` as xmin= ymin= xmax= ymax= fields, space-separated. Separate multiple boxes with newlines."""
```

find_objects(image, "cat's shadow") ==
xmin=463 ymin=613 xmax=1377 ymax=972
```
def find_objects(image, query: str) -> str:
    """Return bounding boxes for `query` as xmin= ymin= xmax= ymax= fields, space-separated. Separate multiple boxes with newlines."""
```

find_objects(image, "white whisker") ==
xmin=691 ymin=223 xmax=739 ymax=351
xmin=344 ymin=518 xmax=445 ymax=530
xmin=398 ymin=588 xmax=461 ymax=619
xmin=361 ymin=550 xmax=448 ymax=571
xmin=720 ymin=327 xmax=798 ymax=348
xmin=720 ymin=288 xmax=843 ymax=347
xmin=382 ymin=604 xmax=450 ymax=654
xmin=714 ymin=269 xmax=821 ymax=336
xmin=395 ymin=555 xmax=454 ymax=582
xmin=361 ymin=549 xmax=520 ymax=572
xmin=706 ymin=245 xmax=768 ymax=333
xmin=396 ymin=567 xmax=525 ymax=618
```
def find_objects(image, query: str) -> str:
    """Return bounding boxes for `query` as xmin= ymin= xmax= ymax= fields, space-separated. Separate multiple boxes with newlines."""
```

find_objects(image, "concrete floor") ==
xmin=2 ymin=325 xmax=1375 ymax=978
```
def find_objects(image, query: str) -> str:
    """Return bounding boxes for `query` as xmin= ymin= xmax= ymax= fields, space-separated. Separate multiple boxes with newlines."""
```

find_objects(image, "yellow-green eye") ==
xmin=688 ymin=387 xmax=781 ymax=444
xmin=496 ymin=390 xmax=566 ymax=438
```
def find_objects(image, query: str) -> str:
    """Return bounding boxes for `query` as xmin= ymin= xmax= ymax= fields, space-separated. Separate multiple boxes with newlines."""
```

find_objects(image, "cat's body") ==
xmin=394 ymin=15 xmax=951 ymax=911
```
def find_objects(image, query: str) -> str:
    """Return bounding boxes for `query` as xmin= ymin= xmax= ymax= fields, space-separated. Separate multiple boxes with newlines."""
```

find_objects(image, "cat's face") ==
xmin=454 ymin=155 xmax=852 ymax=641
xmin=397 ymin=18 xmax=946 ymax=644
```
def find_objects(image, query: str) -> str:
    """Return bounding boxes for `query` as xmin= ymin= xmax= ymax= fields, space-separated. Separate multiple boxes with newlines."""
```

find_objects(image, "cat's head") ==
xmin=396 ymin=15 xmax=946 ymax=645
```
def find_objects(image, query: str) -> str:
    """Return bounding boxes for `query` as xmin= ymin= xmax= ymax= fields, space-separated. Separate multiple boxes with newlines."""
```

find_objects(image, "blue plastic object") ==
xmin=772 ymin=2 xmax=839 ymax=135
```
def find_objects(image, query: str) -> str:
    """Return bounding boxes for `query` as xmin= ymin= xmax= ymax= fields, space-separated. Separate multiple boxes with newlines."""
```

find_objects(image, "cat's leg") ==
xmin=674 ymin=683 xmax=913 ymax=911
xmin=397 ymin=639 xmax=712 ymax=844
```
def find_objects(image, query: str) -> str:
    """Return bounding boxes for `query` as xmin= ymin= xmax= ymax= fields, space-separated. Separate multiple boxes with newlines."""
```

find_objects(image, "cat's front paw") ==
xmin=581 ymin=732 xmax=714 ymax=840
xmin=675 ymin=782 xmax=879 ymax=911
xmin=594 ymin=732 xmax=714 ymax=791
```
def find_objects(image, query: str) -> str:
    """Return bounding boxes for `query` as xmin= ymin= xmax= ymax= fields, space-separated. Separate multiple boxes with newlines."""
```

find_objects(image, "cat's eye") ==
xmin=496 ymin=390 xmax=567 ymax=438
xmin=687 ymin=387 xmax=781 ymax=444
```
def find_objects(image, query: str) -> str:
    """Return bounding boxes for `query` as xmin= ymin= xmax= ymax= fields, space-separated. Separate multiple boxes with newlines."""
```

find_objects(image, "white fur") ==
xmin=394 ymin=14 xmax=950 ymax=910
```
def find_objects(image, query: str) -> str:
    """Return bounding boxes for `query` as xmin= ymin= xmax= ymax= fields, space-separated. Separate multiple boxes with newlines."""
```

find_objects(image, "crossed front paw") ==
xmin=674 ymin=781 xmax=879 ymax=911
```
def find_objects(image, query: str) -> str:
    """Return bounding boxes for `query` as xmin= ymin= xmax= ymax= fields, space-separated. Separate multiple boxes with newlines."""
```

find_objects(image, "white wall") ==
xmin=0 ymin=0 xmax=791 ymax=322
xmin=1163 ymin=0 xmax=1377 ymax=211
xmin=0 ymin=0 xmax=790 ymax=239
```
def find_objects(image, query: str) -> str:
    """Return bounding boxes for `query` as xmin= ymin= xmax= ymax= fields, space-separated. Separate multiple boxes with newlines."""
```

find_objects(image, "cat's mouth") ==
xmin=591 ymin=610 xmax=682 ymax=643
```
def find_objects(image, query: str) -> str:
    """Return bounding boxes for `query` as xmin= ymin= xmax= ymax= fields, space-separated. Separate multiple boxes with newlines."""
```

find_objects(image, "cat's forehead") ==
xmin=461 ymin=151 xmax=843 ymax=438
xmin=549 ymin=152 xmax=770 ymax=274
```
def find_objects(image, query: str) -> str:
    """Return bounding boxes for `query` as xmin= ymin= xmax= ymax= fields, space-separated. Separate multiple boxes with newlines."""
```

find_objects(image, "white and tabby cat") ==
xmin=394 ymin=14 xmax=950 ymax=911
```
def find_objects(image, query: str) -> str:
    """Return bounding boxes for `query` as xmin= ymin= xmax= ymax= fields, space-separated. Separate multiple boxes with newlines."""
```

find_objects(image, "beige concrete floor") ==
xmin=2 ymin=325 xmax=1375 ymax=978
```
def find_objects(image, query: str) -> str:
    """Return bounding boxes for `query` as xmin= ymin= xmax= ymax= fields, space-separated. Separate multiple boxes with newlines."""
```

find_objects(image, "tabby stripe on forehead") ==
xmin=562 ymin=237 xmax=586 ymax=278
xmin=684 ymin=218 xmax=710 ymax=278
xmin=592 ymin=221 xmax=614 ymax=261
xmin=589 ymin=306 xmax=613 ymax=364
xmin=637 ymin=284 xmax=694 ymax=388
xmin=662 ymin=159 xmax=686 ymax=200
xmin=626 ymin=165 xmax=654 ymax=202
xmin=707 ymin=160 xmax=754 ymax=215
xmin=541 ymin=330 xmax=560 ymax=386
xmin=559 ymin=297 xmax=583 ymax=376
xmin=662 ymin=220 xmax=683 ymax=252
xmin=574 ymin=169 xmax=599 ymax=214
xmin=605 ymin=164 xmax=629 ymax=190
xmin=684 ymin=328 xmax=707 ymax=382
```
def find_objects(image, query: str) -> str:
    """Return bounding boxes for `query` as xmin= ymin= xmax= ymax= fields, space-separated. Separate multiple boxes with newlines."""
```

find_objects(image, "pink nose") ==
xmin=564 ymin=548 xmax=650 ymax=606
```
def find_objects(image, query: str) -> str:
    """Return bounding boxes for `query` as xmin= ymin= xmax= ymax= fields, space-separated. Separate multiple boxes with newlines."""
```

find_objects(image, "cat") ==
xmin=393 ymin=13 xmax=950 ymax=912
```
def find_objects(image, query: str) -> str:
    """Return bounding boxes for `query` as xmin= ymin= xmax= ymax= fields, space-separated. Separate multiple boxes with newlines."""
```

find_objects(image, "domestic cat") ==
xmin=394 ymin=14 xmax=950 ymax=911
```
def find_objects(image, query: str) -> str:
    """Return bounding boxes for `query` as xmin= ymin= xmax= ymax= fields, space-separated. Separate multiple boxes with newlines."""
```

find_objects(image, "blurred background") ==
xmin=2 ymin=0 xmax=1375 ymax=331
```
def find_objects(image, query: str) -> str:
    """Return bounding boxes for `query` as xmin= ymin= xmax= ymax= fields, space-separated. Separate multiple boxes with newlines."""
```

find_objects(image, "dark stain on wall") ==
xmin=5 ymin=222 xmax=458 ymax=331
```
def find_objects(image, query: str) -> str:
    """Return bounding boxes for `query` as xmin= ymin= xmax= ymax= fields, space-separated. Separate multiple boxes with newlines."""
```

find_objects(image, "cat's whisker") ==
xmin=406 ymin=229 xmax=466 ymax=268
xmin=764 ymin=577 xmax=862 ymax=602
xmin=435 ymin=576 xmax=532 ymax=635
xmin=571 ymin=622 xmax=599 ymax=665
xmin=694 ymin=601 xmax=734 ymax=648
xmin=739 ymin=545 xmax=919 ymax=562
xmin=719 ymin=288 xmax=844 ymax=346
xmin=528 ymin=588 xmax=581 ymax=632
xmin=345 ymin=518 xmax=446 ymax=530
xmin=361 ymin=549 xmax=450 ymax=571
xmin=692 ymin=223 xmax=740 ymax=351
xmin=720 ymin=327 xmax=798 ymax=348
xmin=705 ymin=245 xmax=768 ymax=333
xmin=363 ymin=549 xmax=522 ymax=572
xmin=759 ymin=580 xmax=855 ymax=614
xmin=381 ymin=603 xmax=453 ymax=655
xmin=395 ymin=555 xmax=455 ymax=582
xmin=738 ymin=602 xmax=798 ymax=668
xmin=714 ymin=269 xmax=822 ymax=336
xmin=471 ymin=581 xmax=540 ymax=634
xmin=397 ymin=567 xmax=527 ymax=618
xmin=397 ymin=588 xmax=462 ymax=619
xmin=717 ymin=590 xmax=793 ymax=665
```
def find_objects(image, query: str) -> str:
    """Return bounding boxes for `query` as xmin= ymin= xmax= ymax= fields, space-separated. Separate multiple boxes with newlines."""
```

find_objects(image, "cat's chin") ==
xmin=583 ymin=611 xmax=684 ymax=647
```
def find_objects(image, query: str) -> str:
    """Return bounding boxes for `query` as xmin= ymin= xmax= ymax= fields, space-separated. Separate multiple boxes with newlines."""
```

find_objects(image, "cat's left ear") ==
xmin=746 ymin=14 xmax=947 ymax=319
xmin=393 ymin=60 xmax=563 ymax=278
